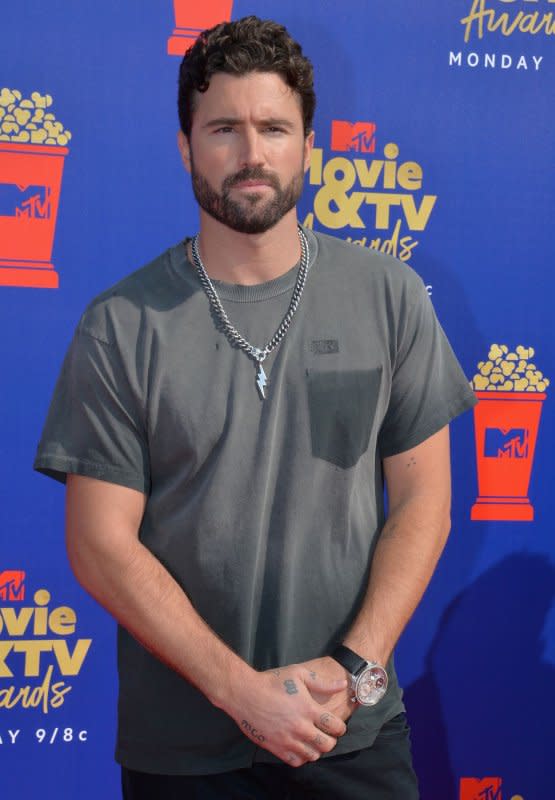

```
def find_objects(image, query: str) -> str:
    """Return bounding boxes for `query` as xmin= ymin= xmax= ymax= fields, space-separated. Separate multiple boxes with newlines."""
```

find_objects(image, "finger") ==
xmin=310 ymin=730 xmax=337 ymax=754
xmin=285 ymin=752 xmax=303 ymax=768
xmin=303 ymin=746 xmax=320 ymax=762
xmin=290 ymin=742 xmax=320 ymax=763
xmin=283 ymin=729 xmax=330 ymax=766
xmin=317 ymin=710 xmax=347 ymax=738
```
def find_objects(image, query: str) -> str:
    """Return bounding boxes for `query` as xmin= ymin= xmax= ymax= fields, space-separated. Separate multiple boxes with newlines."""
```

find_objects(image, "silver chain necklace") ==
xmin=190 ymin=225 xmax=310 ymax=399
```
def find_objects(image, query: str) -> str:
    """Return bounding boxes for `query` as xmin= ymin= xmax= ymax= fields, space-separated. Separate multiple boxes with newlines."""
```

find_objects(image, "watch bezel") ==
xmin=353 ymin=662 xmax=388 ymax=706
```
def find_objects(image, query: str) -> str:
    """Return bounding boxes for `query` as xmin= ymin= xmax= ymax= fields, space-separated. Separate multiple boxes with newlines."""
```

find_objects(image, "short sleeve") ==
xmin=33 ymin=326 xmax=150 ymax=493
xmin=378 ymin=280 xmax=476 ymax=458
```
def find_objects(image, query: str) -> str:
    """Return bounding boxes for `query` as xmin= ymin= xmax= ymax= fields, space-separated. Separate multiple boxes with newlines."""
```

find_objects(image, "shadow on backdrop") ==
xmin=404 ymin=553 xmax=555 ymax=799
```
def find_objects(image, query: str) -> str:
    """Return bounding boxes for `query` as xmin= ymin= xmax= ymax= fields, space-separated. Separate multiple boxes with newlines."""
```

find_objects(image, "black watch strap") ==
xmin=331 ymin=644 xmax=367 ymax=677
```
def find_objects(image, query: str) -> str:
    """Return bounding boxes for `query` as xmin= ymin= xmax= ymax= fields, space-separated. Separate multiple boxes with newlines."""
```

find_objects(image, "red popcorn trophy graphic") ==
xmin=168 ymin=0 xmax=234 ymax=56
xmin=470 ymin=344 xmax=548 ymax=522
xmin=0 ymin=88 xmax=71 ymax=289
xmin=459 ymin=777 xmax=503 ymax=800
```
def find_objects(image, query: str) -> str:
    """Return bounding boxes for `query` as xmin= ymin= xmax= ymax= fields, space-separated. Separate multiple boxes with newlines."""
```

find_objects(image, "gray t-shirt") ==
xmin=34 ymin=229 xmax=476 ymax=775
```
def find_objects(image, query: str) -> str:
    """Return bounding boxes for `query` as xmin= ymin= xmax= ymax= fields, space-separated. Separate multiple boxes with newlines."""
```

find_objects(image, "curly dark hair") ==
xmin=178 ymin=16 xmax=316 ymax=138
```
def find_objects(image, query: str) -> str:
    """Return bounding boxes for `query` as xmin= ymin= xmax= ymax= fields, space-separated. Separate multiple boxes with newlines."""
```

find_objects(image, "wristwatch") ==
xmin=331 ymin=644 xmax=388 ymax=706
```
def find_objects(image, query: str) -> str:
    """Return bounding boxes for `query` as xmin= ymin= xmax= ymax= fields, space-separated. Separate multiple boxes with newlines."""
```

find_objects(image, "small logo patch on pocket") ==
xmin=311 ymin=339 xmax=339 ymax=355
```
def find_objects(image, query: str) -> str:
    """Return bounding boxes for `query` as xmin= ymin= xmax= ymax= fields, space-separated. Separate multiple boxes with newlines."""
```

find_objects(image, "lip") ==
xmin=233 ymin=181 xmax=272 ymax=189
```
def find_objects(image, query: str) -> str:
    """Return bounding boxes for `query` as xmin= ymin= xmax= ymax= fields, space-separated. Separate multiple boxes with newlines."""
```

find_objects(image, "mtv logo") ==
xmin=460 ymin=777 xmax=502 ymax=800
xmin=0 ymin=183 xmax=51 ymax=219
xmin=485 ymin=428 xmax=528 ymax=459
xmin=331 ymin=121 xmax=376 ymax=153
xmin=0 ymin=570 xmax=26 ymax=601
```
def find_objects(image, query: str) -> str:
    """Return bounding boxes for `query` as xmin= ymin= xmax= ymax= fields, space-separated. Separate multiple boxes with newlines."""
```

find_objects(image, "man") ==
xmin=34 ymin=15 xmax=476 ymax=799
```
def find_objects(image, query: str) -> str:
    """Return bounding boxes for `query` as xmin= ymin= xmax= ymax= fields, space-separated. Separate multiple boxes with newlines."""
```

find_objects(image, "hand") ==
xmin=227 ymin=664 xmax=348 ymax=767
xmin=298 ymin=656 xmax=355 ymax=724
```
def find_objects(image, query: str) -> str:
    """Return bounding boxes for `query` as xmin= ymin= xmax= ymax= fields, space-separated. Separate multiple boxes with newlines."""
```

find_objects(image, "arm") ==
xmin=344 ymin=424 xmax=452 ymax=664
xmin=303 ymin=425 xmax=452 ymax=715
xmin=65 ymin=474 xmax=347 ymax=765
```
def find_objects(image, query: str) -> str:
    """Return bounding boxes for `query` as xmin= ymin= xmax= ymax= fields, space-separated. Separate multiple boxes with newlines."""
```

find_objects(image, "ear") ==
xmin=303 ymin=129 xmax=315 ymax=173
xmin=177 ymin=130 xmax=192 ymax=174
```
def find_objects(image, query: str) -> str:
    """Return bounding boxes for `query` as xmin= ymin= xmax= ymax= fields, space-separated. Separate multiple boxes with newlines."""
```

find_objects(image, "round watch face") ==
xmin=355 ymin=665 xmax=388 ymax=706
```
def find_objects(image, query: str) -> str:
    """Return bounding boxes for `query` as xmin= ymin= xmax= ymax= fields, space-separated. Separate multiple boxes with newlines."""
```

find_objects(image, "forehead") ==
xmin=191 ymin=71 xmax=303 ymax=126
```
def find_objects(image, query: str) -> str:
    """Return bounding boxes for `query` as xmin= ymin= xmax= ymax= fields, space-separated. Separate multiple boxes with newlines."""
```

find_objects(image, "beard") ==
xmin=190 ymin=159 xmax=305 ymax=235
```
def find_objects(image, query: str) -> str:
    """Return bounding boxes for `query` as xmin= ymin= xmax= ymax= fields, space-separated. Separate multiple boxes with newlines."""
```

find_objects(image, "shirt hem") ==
xmin=33 ymin=455 xmax=149 ymax=494
xmin=115 ymin=699 xmax=406 ymax=775
xmin=115 ymin=746 xmax=257 ymax=777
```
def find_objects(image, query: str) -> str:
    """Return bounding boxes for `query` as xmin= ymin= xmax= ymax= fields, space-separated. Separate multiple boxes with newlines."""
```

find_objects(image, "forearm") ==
xmin=301 ymin=491 xmax=450 ymax=721
xmin=65 ymin=475 xmax=348 ymax=767
xmin=67 ymin=519 xmax=253 ymax=712
xmin=343 ymin=493 xmax=451 ymax=666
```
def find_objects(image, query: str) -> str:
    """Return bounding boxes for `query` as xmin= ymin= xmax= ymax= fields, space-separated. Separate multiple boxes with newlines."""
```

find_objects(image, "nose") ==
xmin=239 ymin=128 xmax=264 ymax=168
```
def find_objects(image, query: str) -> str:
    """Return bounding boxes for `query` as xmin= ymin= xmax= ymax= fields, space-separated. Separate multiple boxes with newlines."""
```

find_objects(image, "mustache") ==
xmin=223 ymin=167 xmax=281 ymax=191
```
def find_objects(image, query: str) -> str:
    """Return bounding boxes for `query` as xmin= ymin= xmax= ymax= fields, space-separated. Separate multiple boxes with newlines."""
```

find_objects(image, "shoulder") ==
xmin=77 ymin=242 xmax=195 ymax=345
xmin=310 ymin=229 xmax=427 ymax=305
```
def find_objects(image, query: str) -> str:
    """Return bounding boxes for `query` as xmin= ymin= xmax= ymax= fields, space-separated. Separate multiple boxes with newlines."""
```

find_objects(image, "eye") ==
xmin=262 ymin=127 xmax=287 ymax=138
xmin=214 ymin=126 xmax=234 ymax=134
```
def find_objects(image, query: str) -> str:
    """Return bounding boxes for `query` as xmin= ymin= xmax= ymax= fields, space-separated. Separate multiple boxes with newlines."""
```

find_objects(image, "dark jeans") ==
xmin=121 ymin=712 xmax=419 ymax=799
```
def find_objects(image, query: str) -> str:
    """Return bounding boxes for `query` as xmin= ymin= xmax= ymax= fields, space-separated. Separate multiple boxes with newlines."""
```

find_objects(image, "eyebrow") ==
xmin=203 ymin=117 xmax=295 ymax=130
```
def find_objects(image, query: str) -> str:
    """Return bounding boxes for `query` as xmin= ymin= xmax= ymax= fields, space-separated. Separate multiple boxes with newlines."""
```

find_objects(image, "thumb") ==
xmin=304 ymin=671 xmax=348 ymax=695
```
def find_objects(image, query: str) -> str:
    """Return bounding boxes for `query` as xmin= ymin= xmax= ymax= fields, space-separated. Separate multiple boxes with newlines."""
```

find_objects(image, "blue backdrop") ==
xmin=2 ymin=2 xmax=553 ymax=798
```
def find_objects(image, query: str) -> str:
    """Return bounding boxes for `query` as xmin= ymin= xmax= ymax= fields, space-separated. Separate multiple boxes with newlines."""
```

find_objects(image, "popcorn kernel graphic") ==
xmin=471 ymin=344 xmax=549 ymax=394
xmin=0 ymin=89 xmax=70 ymax=146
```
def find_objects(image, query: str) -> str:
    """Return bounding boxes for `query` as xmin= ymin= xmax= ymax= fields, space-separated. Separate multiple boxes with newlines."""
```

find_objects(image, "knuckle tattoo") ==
xmin=283 ymin=679 xmax=298 ymax=695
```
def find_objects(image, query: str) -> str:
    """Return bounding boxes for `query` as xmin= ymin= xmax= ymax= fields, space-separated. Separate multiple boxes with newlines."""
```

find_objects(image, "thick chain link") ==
xmin=190 ymin=225 xmax=310 ymax=364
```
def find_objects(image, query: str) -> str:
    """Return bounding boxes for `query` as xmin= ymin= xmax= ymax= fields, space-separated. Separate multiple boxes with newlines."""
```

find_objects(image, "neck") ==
xmin=192 ymin=209 xmax=301 ymax=285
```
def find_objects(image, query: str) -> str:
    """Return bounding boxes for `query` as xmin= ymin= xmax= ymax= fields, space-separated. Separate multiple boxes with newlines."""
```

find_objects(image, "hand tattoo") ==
xmin=241 ymin=719 xmax=265 ymax=742
xmin=284 ymin=679 xmax=299 ymax=695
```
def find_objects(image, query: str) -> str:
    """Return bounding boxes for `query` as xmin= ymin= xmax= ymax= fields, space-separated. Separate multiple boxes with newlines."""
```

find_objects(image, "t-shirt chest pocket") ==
xmin=307 ymin=367 xmax=383 ymax=469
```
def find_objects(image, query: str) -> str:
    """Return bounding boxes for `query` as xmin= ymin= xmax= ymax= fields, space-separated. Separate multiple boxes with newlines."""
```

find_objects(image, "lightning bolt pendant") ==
xmin=256 ymin=362 xmax=268 ymax=399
